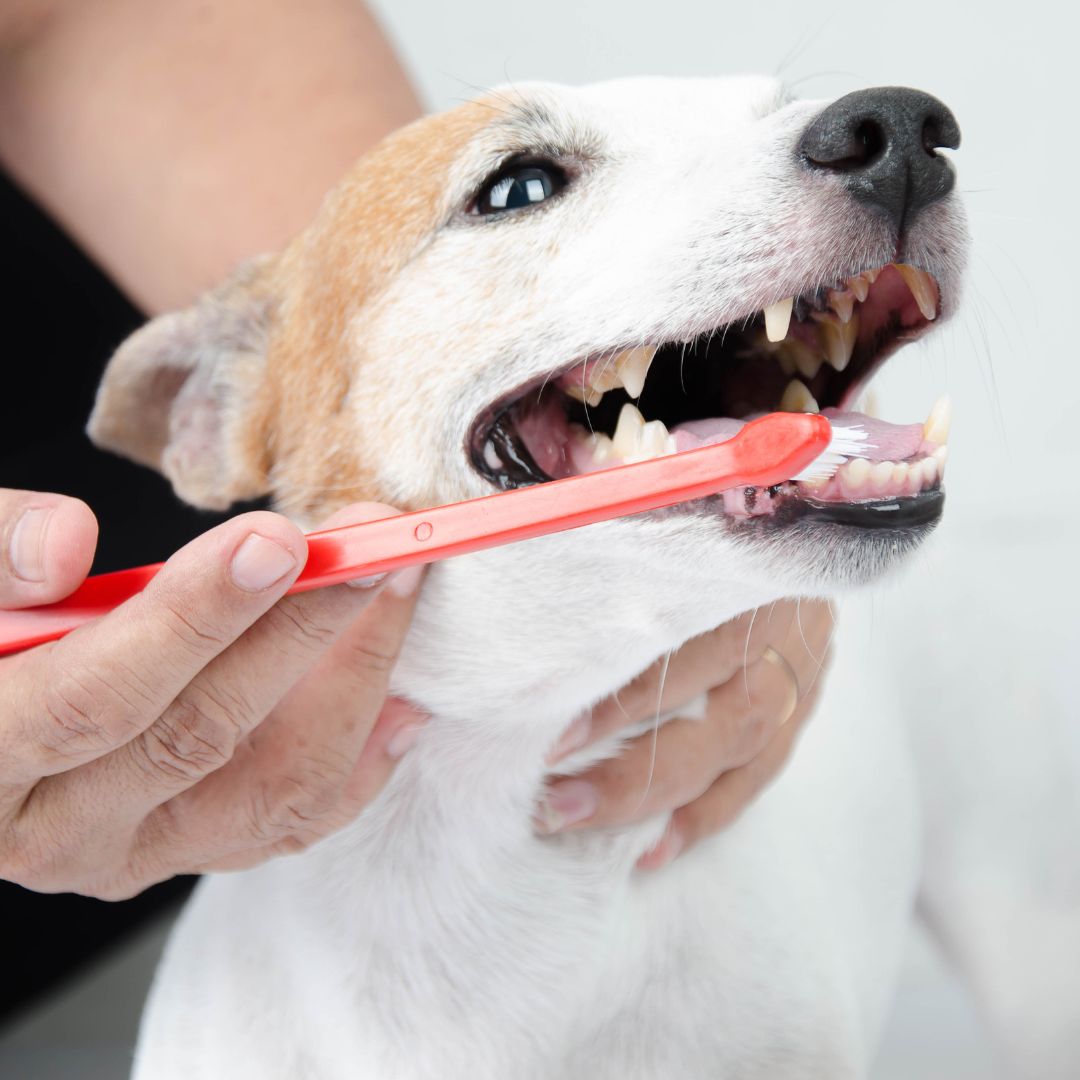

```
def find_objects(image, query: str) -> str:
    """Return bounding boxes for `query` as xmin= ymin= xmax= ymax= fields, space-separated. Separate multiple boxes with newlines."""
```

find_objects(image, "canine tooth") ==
xmin=483 ymin=441 xmax=503 ymax=470
xmin=614 ymin=345 xmax=658 ymax=399
xmin=612 ymin=402 xmax=647 ymax=458
xmin=814 ymin=311 xmax=859 ymax=372
xmin=869 ymin=460 xmax=895 ymax=495
xmin=565 ymin=382 xmax=604 ymax=407
xmin=828 ymin=289 xmax=856 ymax=324
xmin=896 ymin=264 xmax=939 ymax=320
xmin=847 ymin=275 xmax=870 ymax=302
xmin=923 ymin=395 xmax=952 ymax=444
xmin=764 ymin=296 xmax=794 ymax=343
xmin=779 ymin=378 xmax=819 ymax=413
xmin=863 ymin=267 xmax=881 ymax=284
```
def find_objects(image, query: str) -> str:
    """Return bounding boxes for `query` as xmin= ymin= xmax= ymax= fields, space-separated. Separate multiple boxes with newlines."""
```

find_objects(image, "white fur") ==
xmin=121 ymin=78 xmax=1078 ymax=1079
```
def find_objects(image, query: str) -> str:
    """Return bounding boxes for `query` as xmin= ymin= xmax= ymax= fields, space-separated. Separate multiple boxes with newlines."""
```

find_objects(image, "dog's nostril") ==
xmin=853 ymin=120 xmax=885 ymax=166
xmin=798 ymin=86 xmax=961 ymax=234
xmin=922 ymin=118 xmax=943 ymax=155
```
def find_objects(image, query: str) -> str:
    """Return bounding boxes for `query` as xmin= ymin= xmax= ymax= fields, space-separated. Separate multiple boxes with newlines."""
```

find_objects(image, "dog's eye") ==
xmin=473 ymin=163 xmax=567 ymax=216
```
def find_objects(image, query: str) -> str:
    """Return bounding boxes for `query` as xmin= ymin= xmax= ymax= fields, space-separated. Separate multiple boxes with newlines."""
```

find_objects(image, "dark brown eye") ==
xmin=473 ymin=163 xmax=567 ymax=216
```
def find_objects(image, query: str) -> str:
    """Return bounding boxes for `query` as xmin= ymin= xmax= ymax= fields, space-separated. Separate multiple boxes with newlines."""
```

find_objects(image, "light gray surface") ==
xmin=0 ymin=909 xmax=998 ymax=1079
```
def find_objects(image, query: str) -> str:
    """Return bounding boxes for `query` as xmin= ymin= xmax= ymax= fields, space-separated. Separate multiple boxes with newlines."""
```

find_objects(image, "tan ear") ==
xmin=87 ymin=259 xmax=275 ymax=510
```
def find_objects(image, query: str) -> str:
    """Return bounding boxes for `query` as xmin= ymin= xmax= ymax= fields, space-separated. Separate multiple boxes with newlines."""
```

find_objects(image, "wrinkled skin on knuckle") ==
xmin=152 ymin=585 xmax=233 ymax=659
xmin=246 ymin=768 xmax=344 ymax=848
xmin=138 ymin=696 xmax=246 ymax=784
xmin=39 ymin=669 xmax=140 ymax=763
xmin=264 ymin=602 xmax=339 ymax=656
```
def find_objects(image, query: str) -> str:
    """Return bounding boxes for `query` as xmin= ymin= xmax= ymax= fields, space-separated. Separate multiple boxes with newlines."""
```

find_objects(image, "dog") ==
xmin=86 ymin=76 xmax=1059 ymax=1078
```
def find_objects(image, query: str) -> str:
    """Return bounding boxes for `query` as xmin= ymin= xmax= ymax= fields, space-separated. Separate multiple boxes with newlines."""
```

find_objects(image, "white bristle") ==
xmin=790 ymin=423 xmax=873 ymax=483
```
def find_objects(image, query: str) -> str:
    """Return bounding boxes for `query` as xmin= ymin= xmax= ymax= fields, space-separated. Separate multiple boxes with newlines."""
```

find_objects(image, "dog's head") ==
xmin=90 ymin=77 xmax=966 ymax=650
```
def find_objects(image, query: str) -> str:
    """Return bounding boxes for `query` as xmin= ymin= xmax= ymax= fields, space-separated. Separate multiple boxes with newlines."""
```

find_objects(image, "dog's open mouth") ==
xmin=469 ymin=263 xmax=951 ymax=528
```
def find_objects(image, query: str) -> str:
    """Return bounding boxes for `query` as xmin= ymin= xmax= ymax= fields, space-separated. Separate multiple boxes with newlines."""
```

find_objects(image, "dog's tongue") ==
xmin=673 ymin=410 xmax=924 ymax=463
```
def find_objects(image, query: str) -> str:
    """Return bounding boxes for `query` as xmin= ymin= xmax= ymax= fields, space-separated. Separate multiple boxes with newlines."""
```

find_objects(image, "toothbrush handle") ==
xmin=0 ymin=413 xmax=829 ymax=656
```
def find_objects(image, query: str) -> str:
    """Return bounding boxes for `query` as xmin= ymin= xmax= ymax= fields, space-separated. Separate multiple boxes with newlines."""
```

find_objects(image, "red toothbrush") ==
xmin=0 ymin=412 xmax=865 ymax=656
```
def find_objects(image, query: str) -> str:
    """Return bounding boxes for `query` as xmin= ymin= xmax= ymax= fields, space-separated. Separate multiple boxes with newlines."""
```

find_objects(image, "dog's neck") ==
xmin=315 ymin=518 xmax=778 ymax=892
xmin=265 ymin=519 xmax=787 ymax=1066
xmin=393 ymin=518 xmax=773 ymax=733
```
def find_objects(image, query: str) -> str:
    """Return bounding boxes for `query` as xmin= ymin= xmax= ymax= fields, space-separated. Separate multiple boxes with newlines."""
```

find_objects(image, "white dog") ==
xmin=87 ymin=77 xmax=1075 ymax=1078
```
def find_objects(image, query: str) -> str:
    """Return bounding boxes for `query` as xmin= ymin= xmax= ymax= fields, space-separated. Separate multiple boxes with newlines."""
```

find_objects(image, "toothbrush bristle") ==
xmin=790 ymin=424 xmax=873 ymax=483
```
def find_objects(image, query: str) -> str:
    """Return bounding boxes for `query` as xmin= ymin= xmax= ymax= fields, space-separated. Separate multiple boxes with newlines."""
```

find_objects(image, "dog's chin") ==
xmin=735 ymin=500 xmax=943 ymax=591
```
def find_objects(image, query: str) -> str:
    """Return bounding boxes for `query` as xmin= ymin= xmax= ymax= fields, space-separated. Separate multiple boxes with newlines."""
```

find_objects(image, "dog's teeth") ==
xmin=588 ymin=363 xmax=621 ymax=394
xmin=483 ymin=440 xmax=503 ymax=471
xmin=895 ymin=264 xmax=939 ymax=321
xmin=763 ymin=297 xmax=794 ymax=342
xmin=869 ymin=460 xmax=895 ymax=495
xmin=611 ymin=403 xmax=674 ymax=462
xmin=612 ymin=402 xmax=647 ymax=458
xmin=779 ymin=378 xmax=819 ymax=413
xmin=919 ymin=456 xmax=939 ymax=487
xmin=638 ymin=419 xmax=676 ymax=460
xmin=932 ymin=444 xmax=948 ymax=478
xmin=565 ymin=382 xmax=604 ymax=407
xmin=847 ymin=275 xmax=870 ymax=302
xmin=923 ymin=395 xmax=952 ymax=444
xmin=839 ymin=456 xmax=873 ymax=497
xmin=828 ymin=288 xmax=856 ymax=323
xmin=614 ymin=345 xmax=658 ymax=399
xmin=788 ymin=340 xmax=823 ymax=381
xmin=814 ymin=311 xmax=859 ymax=372
xmin=585 ymin=431 xmax=615 ymax=464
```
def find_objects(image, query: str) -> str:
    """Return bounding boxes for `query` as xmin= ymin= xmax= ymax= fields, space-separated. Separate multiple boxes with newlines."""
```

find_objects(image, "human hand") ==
xmin=538 ymin=599 xmax=834 ymax=868
xmin=0 ymin=489 xmax=425 ymax=899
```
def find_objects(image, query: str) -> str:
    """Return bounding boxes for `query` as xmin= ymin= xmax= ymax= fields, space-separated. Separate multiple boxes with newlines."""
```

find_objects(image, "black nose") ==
xmin=797 ymin=87 xmax=960 ymax=233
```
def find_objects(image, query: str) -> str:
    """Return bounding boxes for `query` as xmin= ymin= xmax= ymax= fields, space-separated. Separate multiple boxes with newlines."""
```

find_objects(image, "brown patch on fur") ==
xmin=256 ymin=101 xmax=493 ymax=520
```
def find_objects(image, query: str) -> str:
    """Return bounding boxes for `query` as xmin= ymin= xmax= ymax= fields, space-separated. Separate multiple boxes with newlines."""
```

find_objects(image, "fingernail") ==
xmin=547 ymin=714 xmax=591 ymax=763
xmin=10 ymin=507 xmax=53 ymax=582
xmin=636 ymin=820 xmax=685 ymax=872
xmin=229 ymin=533 xmax=298 ymax=592
xmin=536 ymin=779 xmax=599 ymax=834
xmin=346 ymin=572 xmax=389 ymax=589
xmin=386 ymin=722 xmax=425 ymax=759
xmin=387 ymin=563 xmax=425 ymax=598
xmin=758 ymin=646 xmax=799 ymax=725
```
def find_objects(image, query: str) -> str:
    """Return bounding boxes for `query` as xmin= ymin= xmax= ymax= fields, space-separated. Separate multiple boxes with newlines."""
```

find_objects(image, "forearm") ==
xmin=0 ymin=0 xmax=421 ymax=312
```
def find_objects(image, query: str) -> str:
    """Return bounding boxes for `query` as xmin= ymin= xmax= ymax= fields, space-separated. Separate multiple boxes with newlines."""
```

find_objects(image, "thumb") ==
xmin=0 ymin=489 xmax=99 ymax=608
